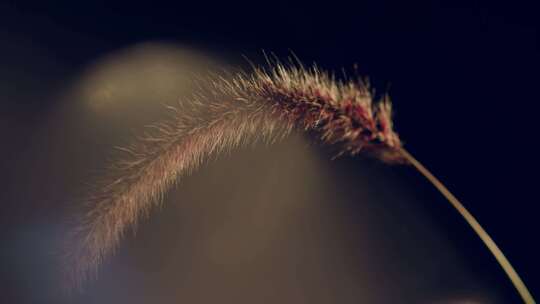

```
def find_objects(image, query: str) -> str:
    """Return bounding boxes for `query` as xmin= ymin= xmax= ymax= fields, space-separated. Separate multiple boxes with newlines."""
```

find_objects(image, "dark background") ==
xmin=1 ymin=0 xmax=538 ymax=303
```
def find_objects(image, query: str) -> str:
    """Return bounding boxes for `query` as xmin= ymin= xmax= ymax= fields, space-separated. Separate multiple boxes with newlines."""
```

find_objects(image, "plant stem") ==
xmin=399 ymin=148 xmax=535 ymax=304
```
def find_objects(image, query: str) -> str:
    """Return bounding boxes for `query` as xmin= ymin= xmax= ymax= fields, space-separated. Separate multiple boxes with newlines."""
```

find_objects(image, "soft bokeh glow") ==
xmin=66 ymin=42 xmax=220 ymax=126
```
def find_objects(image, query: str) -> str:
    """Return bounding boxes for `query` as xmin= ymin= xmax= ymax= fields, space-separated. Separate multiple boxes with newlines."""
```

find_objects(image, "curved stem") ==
xmin=399 ymin=148 xmax=535 ymax=304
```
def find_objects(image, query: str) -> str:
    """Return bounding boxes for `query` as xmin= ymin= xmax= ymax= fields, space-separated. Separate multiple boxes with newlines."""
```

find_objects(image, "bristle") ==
xmin=63 ymin=61 xmax=403 ymax=291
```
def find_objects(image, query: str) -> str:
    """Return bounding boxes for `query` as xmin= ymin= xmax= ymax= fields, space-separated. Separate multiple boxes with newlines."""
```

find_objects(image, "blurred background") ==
xmin=0 ymin=1 xmax=537 ymax=303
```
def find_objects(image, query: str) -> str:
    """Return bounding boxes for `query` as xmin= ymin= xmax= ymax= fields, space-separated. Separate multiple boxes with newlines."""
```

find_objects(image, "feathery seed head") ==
xmin=63 ymin=59 xmax=405 ymax=292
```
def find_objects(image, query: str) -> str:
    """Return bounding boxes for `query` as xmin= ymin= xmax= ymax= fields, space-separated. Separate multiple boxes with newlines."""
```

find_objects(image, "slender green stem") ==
xmin=400 ymin=148 xmax=535 ymax=304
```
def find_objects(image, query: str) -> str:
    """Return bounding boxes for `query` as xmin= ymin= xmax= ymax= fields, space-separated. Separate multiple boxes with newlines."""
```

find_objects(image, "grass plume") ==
xmin=63 ymin=60 xmax=403 ymax=291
